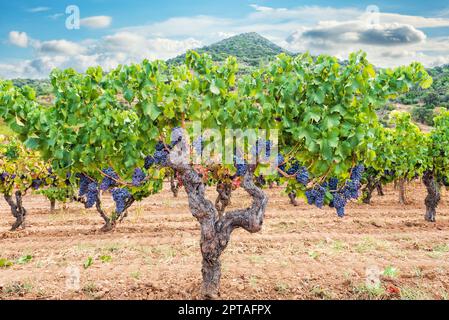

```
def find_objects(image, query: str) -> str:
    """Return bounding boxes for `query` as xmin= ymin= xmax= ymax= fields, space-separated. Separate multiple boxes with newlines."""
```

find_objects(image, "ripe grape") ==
xmin=277 ymin=154 xmax=286 ymax=174
xmin=295 ymin=167 xmax=309 ymax=186
xmin=132 ymin=168 xmax=146 ymax=186
xmin=193 ymin=136 xmax=204 ymax=155
xmin=85 ymin=182 xmax=98 ymax=208
xmin=350 ymin=164 xmax=365 ymax=182
xmin=314 ymin=185 xmax=326 ymax=208
xmin=251 ymin=139 xmax=272 ymax=159
xmin=100 ymin=167 xmax=119 ymax=191
xmin=332 ymin=192 xmax=346 ymax=217
xmin=234 ymin=156 xmax=248 ymax=177
xmin=328 ymin=177 xmax=339 ymax=190
xmin=171 ymin=127 xmax=184 ymax=148
xmin=154 ymin=149 xmax=168 ymax=166
xmin=286 ymin=162 xmax=299 ymax=175
xmin=32 ymin=178 xmax=43 ymax=190
xmin=0 ymin=172 xmax=8 ymax=181
xmin=77 ymin=173 xmax=90 ymax=196
xmin=155 ymin=141 xmax=165 ymax=151
xmin=112 ymin=188 xmax=131 ymax=214
xmin=144 ymin=155 xmax=155 ymax=169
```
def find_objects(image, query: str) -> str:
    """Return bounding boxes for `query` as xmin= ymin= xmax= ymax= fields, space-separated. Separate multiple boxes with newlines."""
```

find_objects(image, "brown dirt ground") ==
xmin=1 ymin=181 xmax=448 ymax=300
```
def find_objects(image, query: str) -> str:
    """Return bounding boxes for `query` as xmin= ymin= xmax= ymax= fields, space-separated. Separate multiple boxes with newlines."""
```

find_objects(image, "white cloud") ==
xmin=48 ymin=13 xmax=64 ymax=20
xmin=37 ymin=40 xmax=86 ymax=56
xmin=2 ymin=4 xmax=449 ymax=79
xmin=9 ymin=31 xmax=29 ymax=48
xmin=288 ymin=21 xmax=426 ymax=48
xmin=28 ymin=7 xmax=51 ymax=13
xmin=81 ymin=16 xmax=112 ymax=29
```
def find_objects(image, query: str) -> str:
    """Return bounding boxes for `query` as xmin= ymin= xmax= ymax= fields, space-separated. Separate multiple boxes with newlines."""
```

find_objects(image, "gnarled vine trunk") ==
xmin=171 ymin=161 xmax=267 ymax=299
xmin=4 ymin=191 xmax=27 ymax=231
xmin=288 ymin=192 xmax=298 ymax=206
xmin=362 ymin=177 xmax=377 ymax=204
xmin=398 ymin=178 xmax=407 ymax=205
xmin=423 ymin=171 xmax=440 ymax=222
xmin=50 ymin=199 xmax=56 ymax=212
xmin=215 ymin=182 xmax=232 ymax=218
xmin=376 ymin=183 xmax=384 ymax=196
xmin=170 ymin=171 xmax=180 ymax=198
xmin=96 ymin=194 xmax=135 ymax=232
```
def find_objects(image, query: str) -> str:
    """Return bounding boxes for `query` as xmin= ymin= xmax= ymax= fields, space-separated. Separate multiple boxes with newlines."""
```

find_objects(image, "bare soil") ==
xmin=1 ymin=182 xmax=448 ymax=300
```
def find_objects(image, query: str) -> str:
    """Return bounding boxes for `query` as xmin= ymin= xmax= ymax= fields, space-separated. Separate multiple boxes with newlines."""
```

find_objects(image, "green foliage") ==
xmin=0 ymin=135 xmax=49 ymax=196
xmin=83 ymin=257 xmax=93 ymax=269
xmin=0 ymin=50 xmax=432 ymax=211
xmin=428 ymin=110 xmax=449 ymax=181
xmin=367 ymin=112 xmax=429 ymax=182
xmin=0 ymin=258 xmax=14 ymax=268
xmin=16 ymin=254 xmax=33 ymax=265
xmin=411 ymin=104 xmax=435 ymax=126
xmin=12 ymin=79 xmax=52 ymax=97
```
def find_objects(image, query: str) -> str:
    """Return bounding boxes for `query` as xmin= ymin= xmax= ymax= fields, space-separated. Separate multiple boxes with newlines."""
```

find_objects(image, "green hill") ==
xmin=168 ymin=32 xmax=290 ymax=67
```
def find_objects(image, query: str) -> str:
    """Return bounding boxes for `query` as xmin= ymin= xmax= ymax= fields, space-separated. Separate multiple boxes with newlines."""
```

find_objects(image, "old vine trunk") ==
xmin=423 ymin=171 xmax=440 ymax=222
xmin=171 ymin=161 xmax=268 ymax=299
xmin=4 ymin=191 xmax=27 ymax=231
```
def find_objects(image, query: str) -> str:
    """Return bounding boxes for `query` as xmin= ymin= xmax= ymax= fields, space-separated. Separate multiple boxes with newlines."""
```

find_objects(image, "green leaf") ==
xmin=142 ymin=102 xmax=161 ymax=121
xmin=83 ymin=257 xmax=93 ymax=269
xmin=210 ymin=82 xmax=220 ymax=95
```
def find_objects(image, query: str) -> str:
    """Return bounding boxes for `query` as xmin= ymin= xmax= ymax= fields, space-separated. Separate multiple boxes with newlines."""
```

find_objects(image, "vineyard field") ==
xmin=1 ymin=182 xmax=448 ymax=300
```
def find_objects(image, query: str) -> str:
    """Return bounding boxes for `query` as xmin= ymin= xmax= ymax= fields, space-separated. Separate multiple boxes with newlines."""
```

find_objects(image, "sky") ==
xmin=1 ymin=0 xmax=449 ymax=78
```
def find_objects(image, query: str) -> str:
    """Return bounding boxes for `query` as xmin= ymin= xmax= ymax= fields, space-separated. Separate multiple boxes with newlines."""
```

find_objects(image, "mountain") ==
xmin=167 ymin=32 xmax=290 ymax=67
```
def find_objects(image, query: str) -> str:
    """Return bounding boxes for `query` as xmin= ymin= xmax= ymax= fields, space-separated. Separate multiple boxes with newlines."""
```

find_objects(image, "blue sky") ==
xmin=1 ymin=1 xmax=449 ymax=78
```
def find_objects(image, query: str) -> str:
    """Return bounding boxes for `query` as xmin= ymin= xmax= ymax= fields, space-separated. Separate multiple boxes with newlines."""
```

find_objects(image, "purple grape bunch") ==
xmin=192 ymin=136 xmax=204 ymax=155
xmin=251 ymin=139 xmax=272 ymax=160
xmin=132 ymin=168 xmax=146 ymax=186
xmin=234 ymin=155 xmax=248 ymax=177
xmin=170 ymin=127 xmax=184 ymax=148
xmin=85 ymin=182 xmax=98 ymax=208
xmin=31 ymin=178 xmax=43 ymax=190
xmin=112 ymin=188 xmax=131 ymax=214
xmin=100 ymin=167 xmax=119 ymax=191
xmin=77 ymin=173 xmax=90 ymax=197
xmin=295 ymin=167 xmax=309 ymax=186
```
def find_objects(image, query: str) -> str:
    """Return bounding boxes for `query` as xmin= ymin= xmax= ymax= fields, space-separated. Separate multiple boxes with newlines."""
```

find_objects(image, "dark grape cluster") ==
xmin=286 ymin=162 xmax=300 ymax=175
xmin=305 ymin=185 xmax=326 ymax=208
xmin=330 ymin=164 xmax=364 ymax=217
xmin=144 ymin=155 xmax=155 ymax=169
xmin=251 ymin=139 xmax=272 ymax=159
xmin=332 ymin=192 xmax=346 ymax=217
xmin=192 ymin=136 xmax=204 ymax=155
xmin=77 ymin=173 xmax=90 ymax=196
xmin=85 ymin=182 xmax=98 ymax=208
xmin=144 ymin=141 xmax=169 ymax=169
xmin=31 ymin=178 xmax=43 ymax=190
xmin=153 ymin=149 xmax=169 ymax=166
xmin=234 ymin=156 xmax=248 ymax=177
xmin=0 ymin=172 xmax=9 ymax=182
xmin=350 ymin=164 xmax=364 ymax=182
xmin=328 ymin=177 xmax=339 ymax=190
xmin=295 ymin=167 xmax=309 ymax=186
xmin=112 ymin=188 xmax=131 ymax=214
xmin=132 ymin=168 xmax=146 ymax=186
xmin=277 ymin=154 xmax=286 ymax=175
xmin=100 ymin=167 xmax=119 ymax=191
xmin=171 ymin=127 xmax=184 ymax=147
xmin=303 ymin=165 xmax=364 ymax=217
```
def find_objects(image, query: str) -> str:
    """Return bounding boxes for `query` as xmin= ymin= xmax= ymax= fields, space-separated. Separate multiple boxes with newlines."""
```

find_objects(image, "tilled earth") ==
xmin=0 ymin=182 xmax=448 ymax=300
